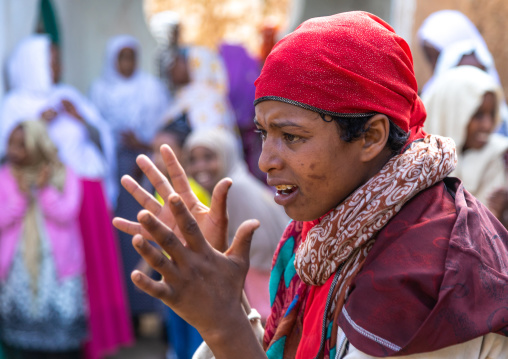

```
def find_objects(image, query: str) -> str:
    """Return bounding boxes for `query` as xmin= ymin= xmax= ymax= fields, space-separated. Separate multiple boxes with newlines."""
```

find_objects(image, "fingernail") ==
xmin=133 ymin=235 xmax=144 ymax=248
xmin=170 ymin=195 xmax=181 ymax=205
xmin=139 ymin=212 xmax=152 ymax=224
xmin=132 ymin=271 xmax=142 ymax=281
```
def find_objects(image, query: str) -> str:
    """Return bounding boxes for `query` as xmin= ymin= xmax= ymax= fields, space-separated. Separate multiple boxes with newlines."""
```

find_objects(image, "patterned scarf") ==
xmin=265 ymin=135 xmax=457 ymax=358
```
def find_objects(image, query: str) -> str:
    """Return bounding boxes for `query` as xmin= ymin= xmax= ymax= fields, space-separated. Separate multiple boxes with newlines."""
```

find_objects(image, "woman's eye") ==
xmin=283 ymin=133 xmax=301 ymax=143
xmin=254 ymin=129 xmax=267 ymax=141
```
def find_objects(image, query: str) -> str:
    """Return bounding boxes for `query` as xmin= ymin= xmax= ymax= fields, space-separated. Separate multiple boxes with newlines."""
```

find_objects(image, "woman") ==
xmin=0 ymin=120 xmax=86 ymax=358
xmin=0 ymin=35 xmax=133 ymax=359
xmin=423 ymin=65 xmax=508 ymax=224
xmin=162 ymin=46 xmax=236 ymax=132
xmin=90 ymin=34 xmax=169 ymax=175
xmin=0 ymin=35 xmax=117 ymax=204
xmin=115 ymin=12 xmax=508 ymax=358
xmin=417 ymin=10 xmax=499 ymax=96
xmin=185 ymin=128 xmax=288 ymax=320
xmin=90 ymin=35 xmax=170 ymax=323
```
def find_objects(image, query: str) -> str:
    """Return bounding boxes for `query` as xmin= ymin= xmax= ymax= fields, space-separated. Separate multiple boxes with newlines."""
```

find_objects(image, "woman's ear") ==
xmin=359 ymin=114 xmax=390 ymax=163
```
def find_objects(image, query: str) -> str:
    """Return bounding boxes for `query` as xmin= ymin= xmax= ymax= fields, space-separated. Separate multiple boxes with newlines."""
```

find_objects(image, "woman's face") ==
xmin=187 ymin=146 xmax=222 ymax=193
xmin=117 ymin=47 xmax=137 ymax=78
xmin=463 ymin=92 xmax=497 ymax=151
xmin=7 ymin=126 xmax=29 ymax=166
xmin=169 ymin=54 xmax=190 ymax=86
xmin=255 ymin=101 xmax=368 ymax=221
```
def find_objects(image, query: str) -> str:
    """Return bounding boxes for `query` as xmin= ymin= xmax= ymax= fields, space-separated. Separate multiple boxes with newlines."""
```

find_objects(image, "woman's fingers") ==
xmin=210 ymin=178 xmax=232 ymax=218
xmin=168 ymin=194 xmax=209 ymax=253
xmin=121 ymin=175 xmax=162 ymax=214
xmin=208 ymin=178 xmax=232 ymax=251
xmin=136 ymin=154 xmax=174 ymax=200
xmin=226 ymin=219 xmax=260 ymax=269
xmin=137 ymin=210 xmax=186 ymax=263
xmin=112 ymin=217 xmax=143 ymax=236
xmin=131 ymin=269 xmax=173 ymax=302
xmin=160 ymin=145 xmax=198 ymax=207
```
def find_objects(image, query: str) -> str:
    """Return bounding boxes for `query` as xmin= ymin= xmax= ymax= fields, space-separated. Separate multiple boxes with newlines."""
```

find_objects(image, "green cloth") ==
xmin=38 ymin=0 xmax=60 ymax=45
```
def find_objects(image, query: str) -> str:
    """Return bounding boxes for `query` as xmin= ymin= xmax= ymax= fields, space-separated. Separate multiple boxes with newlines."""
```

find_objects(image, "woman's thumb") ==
xmin=227 ymin=219 xmax=260 ymax=265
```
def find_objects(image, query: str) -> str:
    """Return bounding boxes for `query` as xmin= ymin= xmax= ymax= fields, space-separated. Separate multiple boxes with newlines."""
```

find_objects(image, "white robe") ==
xmin=0 ymin=35 xmax=117 ymax=204
xmin=89 ymin=35 xmax=170 ymax=145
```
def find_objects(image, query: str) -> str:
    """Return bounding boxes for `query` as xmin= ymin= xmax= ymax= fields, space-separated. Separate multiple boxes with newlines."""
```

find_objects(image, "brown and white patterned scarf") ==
xmin=295 ymin=135 xmax=457 ymax=299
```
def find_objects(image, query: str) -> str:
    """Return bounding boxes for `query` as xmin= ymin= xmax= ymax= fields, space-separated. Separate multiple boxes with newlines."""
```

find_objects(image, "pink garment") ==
xmin=244 ymin=268 xmax=272 ymax=321
xmin=0 ymin=165 xmax=84 ymax=281
xmin=79 ymin=179 xmax=133 ymax=359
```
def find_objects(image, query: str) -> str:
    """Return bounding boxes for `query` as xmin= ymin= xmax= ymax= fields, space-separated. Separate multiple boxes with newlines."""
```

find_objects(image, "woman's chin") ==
xmin=283 ymin=207 xmax=329 ymax=222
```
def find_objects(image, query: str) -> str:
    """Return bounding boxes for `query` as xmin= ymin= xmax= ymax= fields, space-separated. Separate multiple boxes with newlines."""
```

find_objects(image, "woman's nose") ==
xmin=258 ymin=137 xmax=283 ymax=174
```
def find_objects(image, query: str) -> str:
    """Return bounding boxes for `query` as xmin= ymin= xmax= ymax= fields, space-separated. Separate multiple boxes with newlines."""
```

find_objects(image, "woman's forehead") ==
xmin=254 ymin=100 xmax=321 ymax=125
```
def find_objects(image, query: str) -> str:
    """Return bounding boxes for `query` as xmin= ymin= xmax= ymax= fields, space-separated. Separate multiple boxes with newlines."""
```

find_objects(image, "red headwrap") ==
xmin=254 ymin=11 xmax=426 ymax=145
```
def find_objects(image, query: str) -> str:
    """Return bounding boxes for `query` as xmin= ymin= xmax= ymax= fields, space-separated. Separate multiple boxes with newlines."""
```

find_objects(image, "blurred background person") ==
xmin=0 ymin=34 xmax=133 ymax=359
xmin=417 ymin=9 xmax=508 ymax=136
xmin=184 ymin=128 xmax=289 ymax=321
xmin=0 ymin=35 xmax=118 ymax=205
xmin=90 ymin=34 xmax=169 ymax=193
xmin=149 ymin=10 xmax=265 ymax=183
xmin=423 ymin=65 xmax=508 ymax=226
xmin=416 ymin=9 xmax=500 ymax=97
xmin=90 ymin=35 xmax=170 ymax=333
xmin=148 ymin=10 xmax=182 ymax=94
xmin=0 ymin=120 xmax=86 ymax=359
xmin=219 ymin=43 xmax=264 ymax=183
xmin=162 ymin=45 xmax=237 ymax=132
xmin=151 ymin=115 xmax=210 ymax=206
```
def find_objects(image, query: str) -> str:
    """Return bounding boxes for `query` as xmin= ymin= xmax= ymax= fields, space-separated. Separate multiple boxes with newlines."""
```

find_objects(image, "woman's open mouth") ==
xmin=274 ymin=184 xmax=299 ymax=206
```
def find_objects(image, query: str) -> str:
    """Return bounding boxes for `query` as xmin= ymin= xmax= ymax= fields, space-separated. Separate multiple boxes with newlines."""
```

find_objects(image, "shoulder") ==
xmin=359 ymin=181 xmax=457 ymax=273
xmin=340 ymin=179 xmax=508 ymax=356
xmin=338 ymin=181 xmax=459 ymax=356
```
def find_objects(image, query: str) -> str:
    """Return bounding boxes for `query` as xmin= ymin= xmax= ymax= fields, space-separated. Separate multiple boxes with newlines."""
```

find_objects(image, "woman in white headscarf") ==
xmin=90 ymin=34 xmax=170 ymax=320
xmin=163 ymin=46 xmax=237 ymax=132
xmin=417 ymin=10 xmax=500 ymax=96
xmin=0 ymin=35 xmax=134 ymax=359
xmin=90 ymin=35 xmax=170 ymax=154
xmin=423 ymin=65 xmax=508 ymax=224
xmin=0 ymin=35 xmax=117 ymax=203
xmin=185 ymin=128 xmax=289 ymax=320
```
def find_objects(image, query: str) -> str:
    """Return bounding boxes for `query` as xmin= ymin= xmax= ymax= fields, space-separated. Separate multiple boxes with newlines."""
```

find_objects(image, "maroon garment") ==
xmin=339 ymin=177 xmax=508 ymax=356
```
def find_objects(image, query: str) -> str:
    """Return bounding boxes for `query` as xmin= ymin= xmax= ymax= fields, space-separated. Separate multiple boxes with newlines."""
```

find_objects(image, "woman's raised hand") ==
xmin=113 ymin=144 xmax=230 ymax=251
xmin=130 ymin=195 xmax=265 ymax=357
xmin=114 ymin=146 xmax=267 ymax=357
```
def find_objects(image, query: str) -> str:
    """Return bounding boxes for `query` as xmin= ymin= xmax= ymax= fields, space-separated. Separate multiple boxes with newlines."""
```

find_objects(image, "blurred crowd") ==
xmin=1 ymin=5 xmax=508 ymax=359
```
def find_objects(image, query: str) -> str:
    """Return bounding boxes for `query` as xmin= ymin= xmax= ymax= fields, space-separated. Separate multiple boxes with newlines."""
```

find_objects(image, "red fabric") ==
xmin=79 ymin=179 xmax=134 ymax=359
xmin=254 ymin=11 xmax=426 ymax=145
xmin=295 ymin=276 xmax=334 ymax=359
